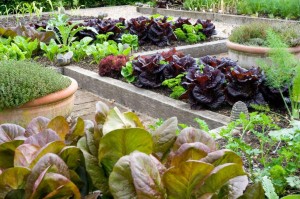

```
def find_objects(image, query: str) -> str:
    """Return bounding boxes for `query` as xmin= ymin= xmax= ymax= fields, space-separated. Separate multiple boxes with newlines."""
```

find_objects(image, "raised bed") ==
xmin=64 ymin=66 xmax=230 ymax=129
xmin=137 ymin=7 xmax=300 ymax=25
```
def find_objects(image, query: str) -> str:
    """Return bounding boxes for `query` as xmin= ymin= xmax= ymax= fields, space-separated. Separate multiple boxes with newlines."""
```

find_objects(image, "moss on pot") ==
xmin=229 ymin=22 xmax=300 ymax=47
xmin=0 ymin=60 xmax=71 ymax=111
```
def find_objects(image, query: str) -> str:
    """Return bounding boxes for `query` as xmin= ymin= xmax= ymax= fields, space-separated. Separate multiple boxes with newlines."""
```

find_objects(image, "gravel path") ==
xmin=66 ymin=5 xmax=236 ymax=38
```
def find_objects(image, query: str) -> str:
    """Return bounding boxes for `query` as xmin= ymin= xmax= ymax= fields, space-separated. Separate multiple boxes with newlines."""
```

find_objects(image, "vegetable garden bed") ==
xmin=137 ymin=7 xmax=300 ymax=25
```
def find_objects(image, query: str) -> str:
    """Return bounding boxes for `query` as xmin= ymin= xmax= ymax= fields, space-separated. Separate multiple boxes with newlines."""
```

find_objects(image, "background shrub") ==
xmin=0 ymin=60 xmax=71 ymax=111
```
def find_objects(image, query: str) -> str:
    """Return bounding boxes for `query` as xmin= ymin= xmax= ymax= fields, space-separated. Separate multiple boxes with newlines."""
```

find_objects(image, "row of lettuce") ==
xmin=0 ymin=101 xmax=299 ymax=198
xmin=0 ymin=14 xmax=215 ymax=62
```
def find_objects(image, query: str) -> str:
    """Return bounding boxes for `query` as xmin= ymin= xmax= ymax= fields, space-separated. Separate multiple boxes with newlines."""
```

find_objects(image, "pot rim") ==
xmin=226 ymin=40 xmax=300 ymax=54
xmin=21 ymin=76 xmax=78 ymax=108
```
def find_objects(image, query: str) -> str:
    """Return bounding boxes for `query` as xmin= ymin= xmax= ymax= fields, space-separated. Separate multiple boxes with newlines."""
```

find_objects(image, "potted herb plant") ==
xmin=0 ymin=60 xmax=78 ymax=126
xmin=227 ymin=22 xmax=300 ymax=68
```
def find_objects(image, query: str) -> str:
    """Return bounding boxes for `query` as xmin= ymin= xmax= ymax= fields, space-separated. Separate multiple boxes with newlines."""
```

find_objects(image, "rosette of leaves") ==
xmin=127 ymin=16 xmax=151 ymax=45
xmin=160 ymin=47 xmax=185 ymax=62
xmin=76 ymin=102 xmax=250 ymax=199
xmin=163 ymin=54 xmax=197 ymax=79
xmin=172 ymin=17 xmax=192 ymax=30
xmin=78 ymin=18 xmax=125 ymax=41
xmin=200 ymin=55 xmax=237 ymax=75
xmin=182 ymin=66 xmax=226 ymax=109
xmin=224 ymin=66 xmax=266 ymax=106
xmin=147 ymin=17 xmax=177 ymax=47
xmin=132 ymin=54 xmax=167 ymax=88
xmin=194 ymin=19 xmax=216 ymax=38
xmin=0 ymin=116 xmax=90 ymax=198
xmin=98 ymin=55 xmax=128 ymax=78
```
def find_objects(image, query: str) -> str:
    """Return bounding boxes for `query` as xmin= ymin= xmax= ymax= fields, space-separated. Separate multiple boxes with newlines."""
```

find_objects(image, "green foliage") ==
xmin=40 ymin=39 xmax=67 ymax=62
xmin=229 ymin=22 xmax=300 ymax=47
xmin=121 ymin=61 xmax=136 ymax=83
xmin=120 ymin=33 xmax=139 ymax=51
xmin=13 ymin=36 xmax=38 ymax=59
xmin=262 ymin=176 xmax=279 ymax=199
xmin=95 ymin=32 xmax=114 ymax=44
xmin=174 ymin=24 xmax=206 ymax=44
xmin=0 ymin=60 xmax=71 ymax=110
xmin=0 ymin=43 xmax=26 ymax=61
xmin=70 ymin=36 xmax=93 ymax=62
xmin=162 ymin=73 xmax=186 ymax=99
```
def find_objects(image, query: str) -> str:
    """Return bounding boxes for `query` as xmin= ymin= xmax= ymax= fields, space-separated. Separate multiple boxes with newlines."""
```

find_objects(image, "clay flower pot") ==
xmin=0 ymin=77 xmax=78 ymax=127
xmin=226 ymin=41 xmax=300 ymax=68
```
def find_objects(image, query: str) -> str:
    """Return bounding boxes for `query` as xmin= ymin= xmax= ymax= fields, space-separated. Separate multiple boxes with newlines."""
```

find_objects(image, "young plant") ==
xmin=162 ymin=73 xmax=186 ymax=99
xmin=13 ymin=36 xmax=38 ymax=58
xmin=69 ymin=37 xmax=93 ymax=62
xmin=121 ymin=61 xmax=136 ymax=83
xmin=120 ymin=33 xmax=139 ymax=51
xmin=174 ymin=24 xmax=206 ymax=44
xmin=40 ymin=39 xmax=67 ymax=62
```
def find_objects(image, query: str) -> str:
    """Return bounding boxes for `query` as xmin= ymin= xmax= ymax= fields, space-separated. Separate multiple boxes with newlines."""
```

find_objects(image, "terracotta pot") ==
xmin=0 ymin=77 xmax=78 ymax=127
xmin=226 ymin=41 xmax=300 ymax=68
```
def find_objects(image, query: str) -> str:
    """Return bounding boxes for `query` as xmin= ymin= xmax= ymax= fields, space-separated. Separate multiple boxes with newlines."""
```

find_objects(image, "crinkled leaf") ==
xmin=59 ymin=146 xmax=84 ymax=170
xmin=47 ymin=116 xmax=70 ymax=140
xmin=0 ymin=167 xmax=30 ymax=198
xmin=81 ymin=150 xmax=110 ymax=196
xmin=152 ymin=117 xmax=178 ymax=160
xmin=195 ymin=163 xmax=247 ymax=197
xmin=29 ymin=141 xmax=65 ymax=168
xmin=0 ymin=124 xmax=26 ymax=144
xmin=173 ymin=127 xmax=216 ymax=152
xmin=102 ymin=107 xmax=144 ymax=135
xmin=163 ymin=160 xmax=214 ymax=199
xmin=170 ymin=142 xmax=210 ymax=167
xmin=26 ymin=116 xmax=50 ymax=135
xmin=238 ymin=182 xmax=265 ymax=199
xmin=14 ymin=144 xmax=40 ymax=167
xmin=24 ymin=129 xmax=60 ymax=147
xmin=0 ymin=140 xmax=24 ymax=168
xmin=99 ymin=128 xmax=153 ymax=174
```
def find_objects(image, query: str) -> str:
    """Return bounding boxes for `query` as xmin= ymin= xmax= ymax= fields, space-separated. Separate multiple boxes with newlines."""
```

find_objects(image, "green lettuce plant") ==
xmin=13 ymin=36 xmax=38 ymax=59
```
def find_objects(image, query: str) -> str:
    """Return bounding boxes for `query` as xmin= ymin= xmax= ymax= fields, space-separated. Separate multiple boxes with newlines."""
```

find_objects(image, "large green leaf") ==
xmin=109 ymin=155 xmax=136 ymax=199
xmin=102 ymin=107 xmax=144 ymax=135
xmin=47 ymin=116 xmax=70 ymax=140
xmin=195 ymin=163 xmax=247 ymax=197
xmin=0 ymin=140 xmax=24 ymax=168
xmin=170 ymin=142 xmax=210 ymax=167
xmin=130 ymin=152 xmax=166 ymax=198
xmin=0 ymin=124 xmax=26 ymax=143
xmin=24 ymin=129 xmax=61 ymax=147
xmin=238 ymin=182 xmax=265 ymax=199
xmin=173 ymin=127 xmax=216 ymax=152
xmin=29 ymin=141 xmax=65 ymax=168
xmin=81 ymin=150 xmax=110 ymax=196
xmin=98 ymin=128 xmax=153 ymax=174
xmin=0 ymin=167 xmax=30 ymax=198
xmin=29 ymin=172 xmax=81 ymax=199
xmin=25 ymin=153 xmax=70 ymax=197
xmin=152 ymin=117 xmax=178 ymax=160
xmin=14 ymin=144 xmax=40 ymax=167
xmin=200 ymin=150 xmax=243 ymax=166
xmin=26 ymin=116 xmax=50 ymax=135
xmin=59 ymin=146 xmax=84 ymax=170
xmin=163 ymin=160 xmax=214 ymax=199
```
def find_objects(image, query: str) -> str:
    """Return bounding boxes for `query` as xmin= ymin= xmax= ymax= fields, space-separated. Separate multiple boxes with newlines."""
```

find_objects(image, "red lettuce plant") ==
xmin=224 ymin=66 xmax=266 ymax=106
xmin=182 ymin=66 xmax=226 ymax=109
xmin=200 ymin=55 xmax=237 ymax=75
xmin=195 ymin=19 xmax=216 ymax=38
xmin=127 ymin=16 xmax=151 ymax=45
xmin=172 ymin=17 xmax=192 ymax=29
xmin=260 ymin=81 xmax=290 ymax=106
xmin=163 ymin=54 xmax=197 ymax=79
xmin=132 ymin=54 xmax=167 ymax=88
xmin=99 ymin=55 xmax=128 ymax=78
xmin=160 ymin=47 xmax=185 ymax=62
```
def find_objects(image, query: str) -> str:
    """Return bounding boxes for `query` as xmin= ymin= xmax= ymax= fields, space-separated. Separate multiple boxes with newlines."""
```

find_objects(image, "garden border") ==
xmin=136 ymin=7 xmax=300 ymax=25
xmin=134 ymin=39 xmax=227 ymax=57
xmin=64 ymin=66 xmax=230 ymax=129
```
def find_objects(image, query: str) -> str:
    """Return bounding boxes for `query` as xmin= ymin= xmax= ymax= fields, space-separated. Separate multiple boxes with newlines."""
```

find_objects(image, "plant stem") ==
xmin=279 ymin=89 xmax=292 ymax=119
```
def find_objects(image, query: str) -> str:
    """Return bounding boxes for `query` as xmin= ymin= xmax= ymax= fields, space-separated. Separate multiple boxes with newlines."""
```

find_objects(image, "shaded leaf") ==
xmin=152 ymin=117 xmax=178 ymax=160
xmin=99 ymin=128 xmax=153 ymax=174
xmin=59 ymin=146 xmax=84 ymax=170
xmin=66 ymin=117 xmax=85 ymax=144
xmin=95 ymin=101 xmax=110 ymax=125
xmin=0 ymin=140 xmax=24 ymax=168
xmin=238 ymin=182 xmax=265 ymax=199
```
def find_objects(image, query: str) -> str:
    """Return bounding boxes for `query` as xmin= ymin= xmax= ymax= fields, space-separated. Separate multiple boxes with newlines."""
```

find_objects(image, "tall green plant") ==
xmin=259 ymin=30 xmax=300 ymax=119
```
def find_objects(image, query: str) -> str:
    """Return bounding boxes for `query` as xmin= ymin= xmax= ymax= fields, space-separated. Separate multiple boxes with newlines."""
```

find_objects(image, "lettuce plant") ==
xmin=99 ymin=55 xmax=128 ymax=78
xmin=69 ymin=36 xmax=93 ymax=62
xmin=12 ymin=36 xmax=38 ymax=59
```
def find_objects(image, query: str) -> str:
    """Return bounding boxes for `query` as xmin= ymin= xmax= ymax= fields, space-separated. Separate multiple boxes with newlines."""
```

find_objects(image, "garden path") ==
xmin=66 ymin=5 xmax=236 ymax=38
xmin=72 ymin=89 xmax=156 ymax=127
